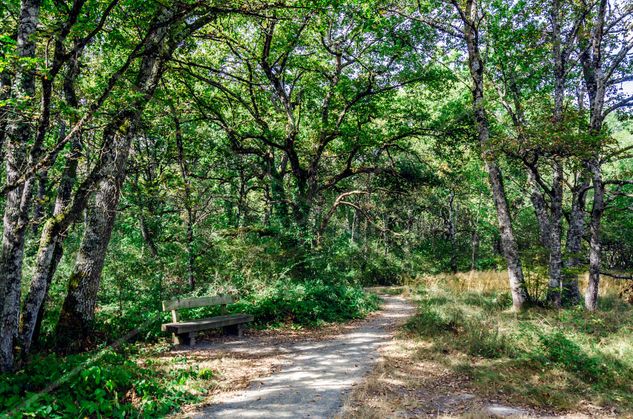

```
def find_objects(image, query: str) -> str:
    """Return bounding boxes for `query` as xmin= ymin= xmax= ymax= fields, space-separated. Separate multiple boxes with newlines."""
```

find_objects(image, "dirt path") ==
xmin=185 ymin=295 xmax=415 ymax=418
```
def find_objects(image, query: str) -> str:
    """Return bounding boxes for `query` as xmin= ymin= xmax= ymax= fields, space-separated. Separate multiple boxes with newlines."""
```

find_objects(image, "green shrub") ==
xmin=0 ymin=349 xmax=208 ymax=418
xmin=461 ymin=320 xmax=512 ymax=358
xmin=232 ymin=280 xmax=380 ymax=327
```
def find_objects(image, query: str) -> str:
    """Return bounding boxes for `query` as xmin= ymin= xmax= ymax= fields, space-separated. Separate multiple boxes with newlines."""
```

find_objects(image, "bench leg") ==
xmin=223 ymin=324 xmax=243 ymax=337
xmin=174 ymin=332 xmax=196 ymax=346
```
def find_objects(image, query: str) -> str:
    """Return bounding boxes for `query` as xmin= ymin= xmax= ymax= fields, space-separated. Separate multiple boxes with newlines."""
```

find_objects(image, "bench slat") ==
xmin=162 ymin=294 xmax=234 ymax=311
xmin=161 ymin=313 xmax=253 ymax=334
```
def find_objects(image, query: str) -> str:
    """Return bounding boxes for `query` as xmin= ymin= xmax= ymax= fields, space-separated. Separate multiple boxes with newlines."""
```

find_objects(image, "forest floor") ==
xmin=164 ymin=292 xmax=414 ymax=418
xmin=340 ymin=279 xmax=631 ymax=418
xmin=160 ymin=282 xmax=631 ymax=418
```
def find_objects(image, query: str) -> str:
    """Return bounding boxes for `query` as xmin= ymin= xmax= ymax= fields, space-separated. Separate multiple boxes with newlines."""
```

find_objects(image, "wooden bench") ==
xmin=161 ymin=295 xmax=253 ymax=345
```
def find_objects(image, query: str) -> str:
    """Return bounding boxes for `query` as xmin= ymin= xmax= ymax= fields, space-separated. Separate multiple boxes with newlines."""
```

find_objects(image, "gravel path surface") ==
xmin=186 ymin=295 xmax=415 ymax=419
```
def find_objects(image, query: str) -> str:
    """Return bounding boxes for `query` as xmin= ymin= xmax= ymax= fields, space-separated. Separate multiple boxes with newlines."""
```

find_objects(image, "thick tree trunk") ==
xmin=19 ymin=47 xmax=84 ymax=355
xmin=546 ymin=0 xmax=567 ymax=307
xmin=270 ymin=159 xmax=289 ymax=228
xmin=0 ymin=0 xmax=42 ymax=372
xmin=55 ymin=121 xmax=135 ymax=350
xmin=19 ymin=133 xmax=82 ymax=354
xmin=486 ymin=161 xmax=529 ymax=309
xmin=578 ymin=0 xmax=607 ymax=311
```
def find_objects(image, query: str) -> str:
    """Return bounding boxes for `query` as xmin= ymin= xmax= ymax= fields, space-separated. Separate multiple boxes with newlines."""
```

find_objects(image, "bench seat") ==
xmin=161 ymin=294 xmax=253 ymax=345
xmin=161 ymin=313 xmax=254 ymax=334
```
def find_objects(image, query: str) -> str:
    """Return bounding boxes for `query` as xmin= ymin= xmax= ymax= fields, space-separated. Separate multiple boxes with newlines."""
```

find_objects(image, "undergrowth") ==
xmin=405 ymin=280 xmax=633 ymax=412
xmin=232 ymin=280 xmax=379 ymax=327
xmin=0 ymin=346 xmax=212 ymax=418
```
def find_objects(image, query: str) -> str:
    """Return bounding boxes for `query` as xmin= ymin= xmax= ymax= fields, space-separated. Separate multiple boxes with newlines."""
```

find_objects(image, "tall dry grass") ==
xmin=405 ymin=270 xmax=628 ymax=299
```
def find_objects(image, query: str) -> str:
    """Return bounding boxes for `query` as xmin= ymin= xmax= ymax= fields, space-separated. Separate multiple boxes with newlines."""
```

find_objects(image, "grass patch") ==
xmin=405 ymin=279 xmax=633 ymax=412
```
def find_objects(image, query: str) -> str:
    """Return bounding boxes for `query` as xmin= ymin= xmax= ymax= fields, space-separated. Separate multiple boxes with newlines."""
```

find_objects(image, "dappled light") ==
xmin=0 ymin=0 xmax=631 ymax=417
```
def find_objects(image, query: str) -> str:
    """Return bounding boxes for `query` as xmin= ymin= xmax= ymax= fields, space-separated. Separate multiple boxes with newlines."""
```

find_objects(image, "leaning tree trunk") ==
xmin=55 ymin=120 xmax=135 ymax=350
xmin=55 ymin=7 xmax=180 ymax=349
xmin=19 ymin=132 xmax=82 ymax=355
xmin=485 ymin=161 xmax=529 ymax=309
xmin=460 ymin=0 xmax=529 ymax=310
xmin=20 ymin=49 xmax=84 ymax=355
xmin=0 ymin=0 xmax=42 ymax=373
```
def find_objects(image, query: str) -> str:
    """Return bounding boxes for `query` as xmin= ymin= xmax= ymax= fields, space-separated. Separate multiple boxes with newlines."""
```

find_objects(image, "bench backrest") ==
xmin=162 ymin=295 xmax=234 ymax=322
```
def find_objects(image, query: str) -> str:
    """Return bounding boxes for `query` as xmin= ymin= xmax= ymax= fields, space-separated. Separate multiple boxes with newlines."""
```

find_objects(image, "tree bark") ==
xmin=527 ymin=169 xmax=551 ymax=249
xmin=578 ymin=0 xmax=608 ymax=311
xmin=546 ymin=161 xmax=564 ymax=306
xmin=19 ymin=137 xmax=82 ymax=354
xmin=0 ymin=70 xmax=11 ymax=160
xmin=0 ymin=0 xmax=42 ymax=372
xmin=562 ymin=176 xmax=588 ymax=304
xmin=448 ymin=191 xmax=458 ymax=273
xmin=55 ymin=118 xmax=135 ymax=350
xmin=19 ymin=46 xmax=85 ymax=355
xmin=585 ymin=158 xmax=604 ymax=311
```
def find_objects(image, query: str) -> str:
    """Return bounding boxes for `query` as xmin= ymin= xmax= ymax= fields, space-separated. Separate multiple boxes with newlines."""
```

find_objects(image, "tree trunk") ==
xmin=460 ymin=0 xmax=529 ymax=309
xmin=270 ymin=155 xmax=289 ymax=228
xmin=546 ymin=161 xmax=564 ymax=306
xmin=0 ymin=0 xmax=42 ymax=372
xmin=578 ymin=0 xmax=607 ymax=311
xmin=0 ymin=70 xmax=11 ymax=160
xmin=486 ymin=161 xmax=529 ymax=309
xmin=562 ymin=176 xmax=588 ymax=304
xmin=527 ymin=169 xmax=551 ymax=249
xmin=471 ymin=231 xmax=479 ymax=271
xmin=55 ymin=120 xmax=135 ymax=350
xmin=584 ymin=158 xmax=604 ymax=311
xmin=448 ymin=191 xmax=458 ymax=273
xmin=55 ymin=7 xmax=179 ymax=348
xmin=19 ymin=134 xmax=82 ymax=354
xmin=19 ymin=47 xmax=84 ymax=355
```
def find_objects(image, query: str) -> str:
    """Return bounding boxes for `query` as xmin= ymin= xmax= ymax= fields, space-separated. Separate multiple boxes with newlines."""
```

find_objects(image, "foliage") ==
xmin=0 ymin=347 xmax=210 ymax=418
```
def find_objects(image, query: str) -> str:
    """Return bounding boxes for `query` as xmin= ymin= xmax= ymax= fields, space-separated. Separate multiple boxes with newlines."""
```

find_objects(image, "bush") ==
xmin=0 ymin=349 xmax=208 ymax=418
xmin=232 ymin=280 xmax=379 ymax=327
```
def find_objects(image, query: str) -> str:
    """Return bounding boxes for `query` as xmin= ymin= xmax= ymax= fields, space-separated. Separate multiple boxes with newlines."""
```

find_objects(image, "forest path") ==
xmin=186 ymin=294 xmax=415 ymax=418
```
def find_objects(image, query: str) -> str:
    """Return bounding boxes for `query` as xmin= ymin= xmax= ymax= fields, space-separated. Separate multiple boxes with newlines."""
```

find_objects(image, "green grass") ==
xmin=405 ymin=282 xmax=633 ymax=412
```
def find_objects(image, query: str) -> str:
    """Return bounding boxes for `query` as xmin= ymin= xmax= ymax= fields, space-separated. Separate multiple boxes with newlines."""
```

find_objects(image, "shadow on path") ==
xmin=186 ymin=295 xmax=414 ymax=419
